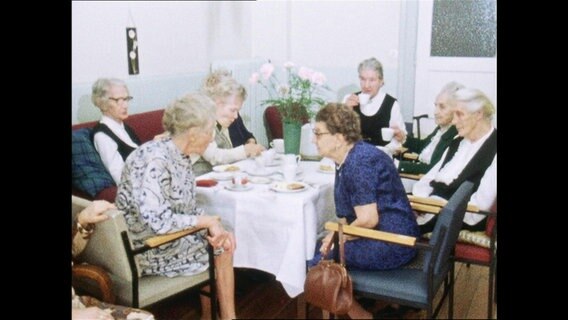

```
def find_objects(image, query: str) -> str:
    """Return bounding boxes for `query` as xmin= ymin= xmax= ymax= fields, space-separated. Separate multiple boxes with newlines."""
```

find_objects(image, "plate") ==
xmin=224 ymin=184 xmax=253 ymax=192
xmin=212 ymin=164 xmax=241 ymax=173
xmin=270 ymin=181 xmax=308 ymax=193
xmin=249 ymin=177 xmax=272 ymax=184
xmin=265 ymin=159 xmax=282 ymax=167
xmin=209 ymin=172 xmax=233 ymax=181
xmin=317 ymin=165 xmax=335 ymax=174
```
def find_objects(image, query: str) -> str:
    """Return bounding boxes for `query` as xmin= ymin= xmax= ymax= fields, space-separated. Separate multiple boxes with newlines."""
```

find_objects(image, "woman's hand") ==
xmin=206 ymin=219 xmax=236 ymax=255
xmin=72 ymin=307 xmax=113 ymax=320
xmin=392 ymin=125 xmax=406 ymax=143
xmin=344 ymin=94 xmax=360 ymax=108
xmin=77 ymin=200 xmax=115 ymax=226
xmin=244 ymin=143 xmax=265 ymax=157
xmin=319 ymin=231 xmax=335 ymax=256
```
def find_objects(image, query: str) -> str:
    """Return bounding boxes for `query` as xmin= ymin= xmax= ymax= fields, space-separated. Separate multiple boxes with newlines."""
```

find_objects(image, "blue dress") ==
xmin=310 ymin=141 xmax=419 ymax=270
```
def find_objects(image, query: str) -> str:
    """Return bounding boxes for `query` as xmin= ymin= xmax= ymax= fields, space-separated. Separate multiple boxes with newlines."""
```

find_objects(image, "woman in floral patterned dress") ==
xmin=116 ymin=93 xmax=237 ymax=320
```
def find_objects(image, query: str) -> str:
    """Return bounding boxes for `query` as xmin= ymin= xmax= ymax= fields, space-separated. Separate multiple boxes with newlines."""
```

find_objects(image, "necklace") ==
xmin=336 ymin=145 xmax=354 ymax=171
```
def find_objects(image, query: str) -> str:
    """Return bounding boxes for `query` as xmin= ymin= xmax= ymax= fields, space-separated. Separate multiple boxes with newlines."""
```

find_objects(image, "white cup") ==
xmin=270 ymin=139 xmax=284 ymax=153
xmin=282 ymin=164 xmax=297 ymax=182
xmin=358 ymin=93 xmax=371 ymax=106
xmin=381 ymin=128 xmax=394 ymax=141
xmin=283 ymin=154 xmax=301 ymax=166
xmin=256 ymin=149 xmax=276 ymax=168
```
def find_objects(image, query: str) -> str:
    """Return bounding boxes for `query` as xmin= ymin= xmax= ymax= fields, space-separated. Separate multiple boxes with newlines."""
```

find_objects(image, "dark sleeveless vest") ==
xmin=353 ymin=92 xmax=396 ymax=146
xmin=430 ymin=129 xmax=497 ymax=200
xmin=91 ymin=123 xmax=141 ymax=161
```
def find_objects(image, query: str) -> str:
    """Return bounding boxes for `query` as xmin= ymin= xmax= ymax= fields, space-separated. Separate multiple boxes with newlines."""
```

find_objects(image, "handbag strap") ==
xmin=338 ymin=223 xmax=346 ymax=266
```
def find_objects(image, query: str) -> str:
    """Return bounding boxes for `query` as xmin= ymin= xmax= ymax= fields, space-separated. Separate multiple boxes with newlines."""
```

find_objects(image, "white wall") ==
xmin=72 ymin=1 xmax=405 ymax=126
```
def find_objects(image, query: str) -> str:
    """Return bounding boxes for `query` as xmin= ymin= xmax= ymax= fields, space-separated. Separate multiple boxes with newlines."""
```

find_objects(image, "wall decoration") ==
xmin=127 ymin=27 xmax=139 ymax=74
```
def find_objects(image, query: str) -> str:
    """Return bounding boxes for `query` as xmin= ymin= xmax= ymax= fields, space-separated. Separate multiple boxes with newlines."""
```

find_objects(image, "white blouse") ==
xmin=412 ymin=128 xmax=497 ymax=226
xmin=93 ymin=115 xmax=138 ymax=184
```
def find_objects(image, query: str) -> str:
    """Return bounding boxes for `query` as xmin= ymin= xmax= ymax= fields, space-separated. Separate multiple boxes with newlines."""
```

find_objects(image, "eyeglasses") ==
xmin=312 ymin=129 xmax=331 ymax=138
xmin=107 ymin=96 xmax=133 ymax=103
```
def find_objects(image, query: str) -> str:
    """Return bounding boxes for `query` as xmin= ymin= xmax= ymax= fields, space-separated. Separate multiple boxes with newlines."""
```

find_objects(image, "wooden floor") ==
xmin=147 ymin=262 xmax=496 ymax=319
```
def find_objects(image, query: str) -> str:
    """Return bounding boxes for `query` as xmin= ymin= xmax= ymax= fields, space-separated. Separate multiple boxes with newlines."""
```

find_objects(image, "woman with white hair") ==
xmin=412 ymin=87 xmax=497 ymax=234
xmin=91 ymin=78 xmax=140 ymax=184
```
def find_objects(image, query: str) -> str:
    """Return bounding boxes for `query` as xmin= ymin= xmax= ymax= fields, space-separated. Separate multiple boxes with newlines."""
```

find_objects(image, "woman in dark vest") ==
xmin=412 ymin=88 xmax=496 ymax=234
xmin=398 ymin=81 xmax=463 ymax=175
xmin=91 ymin=78 xmax=141 ymax=185
xmin=343 ymin=57 xmax=407 ymax=152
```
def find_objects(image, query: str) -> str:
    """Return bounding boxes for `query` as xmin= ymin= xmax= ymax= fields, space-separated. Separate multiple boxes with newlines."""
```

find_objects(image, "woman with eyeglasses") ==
xmin=308 ymin=103 xmax=419 ymax=319
xmin=91 ymin=78 xmax=140 ymax=185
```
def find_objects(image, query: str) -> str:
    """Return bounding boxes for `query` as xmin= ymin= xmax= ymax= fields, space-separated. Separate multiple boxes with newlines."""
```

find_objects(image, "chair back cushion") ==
xmin=72 ymin=197 xmax=136 ymax=284
xmin=124 ymin=109 xmax=165 ymax=144
xmin=424 ymin=181 xmax=474 ymax=275
xmin=264 ymin=106 xmax=283 ymax=141
xmin=72 ymin=128 xmax=115 ymax=197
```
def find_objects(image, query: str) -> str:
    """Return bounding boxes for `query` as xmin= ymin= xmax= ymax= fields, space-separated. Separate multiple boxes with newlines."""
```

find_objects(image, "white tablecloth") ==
xmin=196 ymin=159 xmax=336 ymax=297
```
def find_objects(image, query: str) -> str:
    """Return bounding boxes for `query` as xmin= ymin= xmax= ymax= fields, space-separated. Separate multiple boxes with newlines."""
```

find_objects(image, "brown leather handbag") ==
xmin=304 ymin=224 xmax=353 ymax=315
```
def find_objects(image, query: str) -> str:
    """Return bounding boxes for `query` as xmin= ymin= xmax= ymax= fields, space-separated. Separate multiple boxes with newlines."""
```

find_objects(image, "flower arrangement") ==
xmin=249 ymin=61 xmax=329 ymax=123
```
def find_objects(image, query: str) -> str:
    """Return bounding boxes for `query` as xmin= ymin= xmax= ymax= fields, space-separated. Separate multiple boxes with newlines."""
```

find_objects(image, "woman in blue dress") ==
xmin=309 ymin=103 xmax=419 ymax=319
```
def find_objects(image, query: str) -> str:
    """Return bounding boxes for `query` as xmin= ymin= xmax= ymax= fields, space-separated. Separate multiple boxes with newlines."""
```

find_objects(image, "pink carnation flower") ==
xmin=311 ymin=72 xmax=327 ymax=85
xmin=260 ymin=63 xmax=275 ymax=80
xmin=249 ymin=72 xmax=260 ymax=84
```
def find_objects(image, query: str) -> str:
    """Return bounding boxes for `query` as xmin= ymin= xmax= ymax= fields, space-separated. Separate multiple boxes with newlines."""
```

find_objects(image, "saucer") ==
xmin=224 ymin=184 xmax=253 ymax=192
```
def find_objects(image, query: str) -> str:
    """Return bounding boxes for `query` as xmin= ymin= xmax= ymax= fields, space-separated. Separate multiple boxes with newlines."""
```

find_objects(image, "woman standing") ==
xmin=309 ymin=103 xmax=419 ymax=319
xmin=116 ymin=93 xmax=237 ymax=320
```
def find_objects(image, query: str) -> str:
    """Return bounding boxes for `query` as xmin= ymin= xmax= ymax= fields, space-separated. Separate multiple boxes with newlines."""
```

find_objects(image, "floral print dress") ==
xmin=116 ymin=138 xmax=210 ymax=277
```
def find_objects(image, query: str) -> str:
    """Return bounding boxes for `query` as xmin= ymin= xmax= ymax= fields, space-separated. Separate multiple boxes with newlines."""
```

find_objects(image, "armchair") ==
xmin=409 ymin=195 xmax=497 ymax=318
xmin=72 ymin=263 xmax=116 ymax=303
xmin=72 ymin=196 xmax=218 ymax=318
xmin=323 ymin=181 xmax=474 ymax=319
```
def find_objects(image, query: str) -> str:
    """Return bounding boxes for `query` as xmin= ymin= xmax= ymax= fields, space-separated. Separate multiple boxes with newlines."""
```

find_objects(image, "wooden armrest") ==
xmin=72 ymin=264 xmax=115 ymax=303
xmin=408 ymin=195 xmax=479 ymax=213
xmin=399 ymin=173 xmax=424 ymax=180
xmin=144 ymin=216 xmax=220 ymax=248
xmin=411 ymin=202 xmax=441 ymax=214
xmin=402 ymin=152 xmax=419 ymax=161
xmin=324 ymin=222 xmax=416 ymax=247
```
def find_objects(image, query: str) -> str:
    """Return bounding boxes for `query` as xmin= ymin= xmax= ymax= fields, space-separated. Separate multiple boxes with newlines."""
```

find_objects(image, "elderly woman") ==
xmin=72 ymin=200 xmax=154 ymax=320
xmin=91 ymin=78 xmax=140 ymax=184
xmin=188 ymin=69 xmax=264 ymax=175
xmin=309 ymin=103 xmax=419 ymax=319
xmin=412 ymin=88 xmax=497 ymax=234
xmin=399 ymin=81 xmax=463 ymax=175
xmin=343 ymin=57 xmax=407 ymax=151
xmin=116 ymin=93 xmax=237 ymax=320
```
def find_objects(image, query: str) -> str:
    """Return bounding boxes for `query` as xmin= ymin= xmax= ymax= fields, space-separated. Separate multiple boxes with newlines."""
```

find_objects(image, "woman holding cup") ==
xmin=343 ymin=57 xmax=406 ymax=151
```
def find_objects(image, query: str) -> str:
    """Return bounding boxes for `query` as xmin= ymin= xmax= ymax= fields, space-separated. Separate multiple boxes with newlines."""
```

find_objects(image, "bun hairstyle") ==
xmin=162 ymin=93 xmax=216 ymax=136
xmin=200 ymin=69 xmax=247 ymax=102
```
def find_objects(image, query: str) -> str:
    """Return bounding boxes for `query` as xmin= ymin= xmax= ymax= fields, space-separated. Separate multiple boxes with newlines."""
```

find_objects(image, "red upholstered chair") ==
xmin=264 ymin=106 xmax=283 ymax=142
xmin=453 ymin=201 xmax=497 ymax=319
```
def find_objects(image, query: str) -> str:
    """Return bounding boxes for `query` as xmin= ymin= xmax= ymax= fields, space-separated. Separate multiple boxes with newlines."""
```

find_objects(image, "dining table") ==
xmin=195 ymin=157 xmax=337 ymax=298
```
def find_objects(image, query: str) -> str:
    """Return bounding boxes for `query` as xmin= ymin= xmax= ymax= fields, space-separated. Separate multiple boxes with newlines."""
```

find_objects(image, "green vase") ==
xmin=283 ymin=120 xmax=302 ymax=155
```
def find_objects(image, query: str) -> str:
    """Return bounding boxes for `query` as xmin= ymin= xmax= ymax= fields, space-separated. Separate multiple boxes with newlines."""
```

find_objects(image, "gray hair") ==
xmin=200 ymin=68 xmax=247 ymax=102
xmin=358 ymin=57 xmax=383 ymax=80
xmin=439 ymin=81 xmax=465 ymax=97
xmin=91 ymin=78 xmax=129 ymax=110
xmin=163 ymin=93 xmax=216 ymax=137
xmin=451 ymin=88 xmax=495 ymax=120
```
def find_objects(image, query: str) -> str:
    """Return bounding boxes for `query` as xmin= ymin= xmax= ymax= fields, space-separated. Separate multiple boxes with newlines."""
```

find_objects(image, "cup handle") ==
xmin=296 ymin=155 xmax=302 ymax=163
xmin=270 ymin=141 xmax=274 ymax=148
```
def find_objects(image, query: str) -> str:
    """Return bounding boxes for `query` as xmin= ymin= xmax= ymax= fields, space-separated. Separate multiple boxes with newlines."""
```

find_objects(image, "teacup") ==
xmin=381 ymin=128 xmax=394 ymax=141
xmin=270 ymin=139 xmax=284 ymax=153
xmin=358 ymin=93 xmax=371 ymax=106
xmin=282 ymin=164 xmax=297 ymax=182
xmin=283 ymin=154 xmax=301 ymax=166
